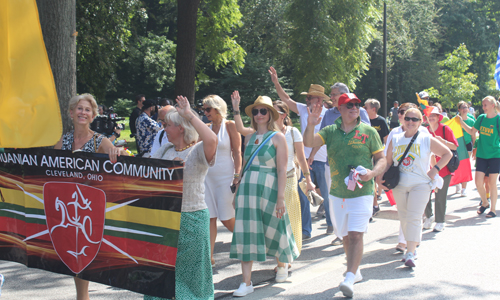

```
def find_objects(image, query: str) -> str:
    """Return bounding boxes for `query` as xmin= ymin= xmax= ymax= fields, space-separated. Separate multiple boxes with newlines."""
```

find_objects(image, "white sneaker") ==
xmin=461 ymin=188 xmax=467 ymax=197
xmin=433 ymin=222 xmax=445 ymax=232
xmin=423 ymin=215 xmax=434 ymax=230
xmin=354 ymin=269 xmax=363 ymax=283
xmin=405 ymin=252 xmax=416 ymax=267
xmin=275 ymin=265 xmax=289 ymax=283
xmin=233 ymin=282 xmax=254 ymax=297
xmin=339 ymin=278 xmax=354 ymax=297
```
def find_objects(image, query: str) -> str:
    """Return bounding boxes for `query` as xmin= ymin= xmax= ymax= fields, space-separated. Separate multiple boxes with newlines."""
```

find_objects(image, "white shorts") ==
xmin=328 ymin=195 xmax=372 ymax=238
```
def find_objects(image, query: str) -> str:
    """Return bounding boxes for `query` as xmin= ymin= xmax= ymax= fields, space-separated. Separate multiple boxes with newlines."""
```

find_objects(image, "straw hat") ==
xmin=300 ymin=84 xmax=330 ymax=101
xmin=245 ymin=96 xmax=280 ymax=121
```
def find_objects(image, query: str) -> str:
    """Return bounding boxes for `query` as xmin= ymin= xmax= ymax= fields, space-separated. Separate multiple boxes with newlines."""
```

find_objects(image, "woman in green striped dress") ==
xmin=230 ymin=95 xmax=298 ymax=297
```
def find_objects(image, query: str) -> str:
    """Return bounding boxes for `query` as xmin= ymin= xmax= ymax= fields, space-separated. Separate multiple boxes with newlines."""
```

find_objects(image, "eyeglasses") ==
xmin=404 ymin=117 xmax=421 ymax=122
xmin=345 ymin=102 xmax=360 ymax=109
xmin=252 ymin=108 xmax=268 ymax=116
xmin=203 ymin=107 xmax=213 ymax=113
xmin=398 ymin=110 xmax=406 ymax=115
xmin=459 ymin=106 xmax=468 ymax=110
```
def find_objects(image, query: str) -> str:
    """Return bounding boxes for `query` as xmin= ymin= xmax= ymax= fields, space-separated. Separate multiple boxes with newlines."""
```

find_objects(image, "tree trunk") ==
xmin=175 ymin=0 xmax=201 ymax=104
xmin=36 ymin=0 xmax=76 ymax=134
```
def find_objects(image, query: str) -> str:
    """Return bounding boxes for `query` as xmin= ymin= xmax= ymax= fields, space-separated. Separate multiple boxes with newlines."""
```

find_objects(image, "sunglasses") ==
xmin=404 ymin=117 xmax=421 ymax=122
xmin=344 ymin=102 xmax=360 ymax=109
xmin=252 ymin=108 xmax=268 ymax=116
xmin=459 ymin=106 xmax=468 ymax=109
xmin=203 ymin=107 xmax=213 ymax=113
xmin=398 ymin=110 xmax=406 ymax=115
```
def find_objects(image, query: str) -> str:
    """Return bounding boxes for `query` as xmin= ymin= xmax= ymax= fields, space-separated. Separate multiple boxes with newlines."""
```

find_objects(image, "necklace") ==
xmin=255 ymin=133 xmax=264 ymax=145
xmin=175 ymin=141 xmax=195 ymax=152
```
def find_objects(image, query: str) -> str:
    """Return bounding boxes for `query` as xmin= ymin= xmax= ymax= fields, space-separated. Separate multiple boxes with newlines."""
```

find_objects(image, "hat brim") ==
xmin=245 ymin=103 xmax=280 ymax=121
xmin=430 ymin=113 xmax=443 ymax=122
xmin=300 ymin=91 xmax=330 ymax=101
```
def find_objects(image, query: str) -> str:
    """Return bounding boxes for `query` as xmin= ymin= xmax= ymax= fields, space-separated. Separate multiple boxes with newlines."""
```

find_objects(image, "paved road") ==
xmin=1 ymin=175 xmax=499 ymax=299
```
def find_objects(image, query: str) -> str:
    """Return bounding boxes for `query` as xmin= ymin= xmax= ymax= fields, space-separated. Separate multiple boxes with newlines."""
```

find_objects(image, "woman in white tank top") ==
xmin=202 ymin=95 xmax=242 ymax=267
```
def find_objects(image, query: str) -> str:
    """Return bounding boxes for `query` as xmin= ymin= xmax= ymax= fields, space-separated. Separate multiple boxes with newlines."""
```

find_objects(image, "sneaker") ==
xmin=377 ymin=195 xmax=382 ymax=200
xmin=433 ymin=222 xmax=445 ymax=232
xmin=461 ymin=188 xmax=467 ymax=197
xmin=331 ymin=237 xmax=343 ymax=246
xmin=455 ymin=185 xmax=460 ymax=194
xmin=275 ymin=265 xmax=289 ymax=283
xmin=423 ymin=215 xmax=434 ymax=230
xmin=373 ymin=206 xmax=380 ymax=216
xmin=302 ymin=234 xmax=311 ymax=241
xmin=354 ymin=269 xmax=363 ymax=283
xmin=326 ymin=226 xmax=334 ymax=235
xmin=404 ymin=252 xmax=416 ymax=267
xmin=0 ymin=274 xmax=4 ymax=297
xmin=339 ymin=278 xmax=354 ymax=297
xmin=233 ymin=282 xmax=254 ymax=297
xmin=316 ymin=203 xmax=325 ymax=217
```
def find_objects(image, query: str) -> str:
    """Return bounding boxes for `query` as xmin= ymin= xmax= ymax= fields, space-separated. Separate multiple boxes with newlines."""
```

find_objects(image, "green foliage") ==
xmin=429 ymin=44 xmax=479 ymax=108
xmin=112 ymin=98 xmax=134 ymax=116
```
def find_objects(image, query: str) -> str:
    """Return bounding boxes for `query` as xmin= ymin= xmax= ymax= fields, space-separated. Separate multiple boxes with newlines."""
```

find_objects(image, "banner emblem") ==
xmin=44 ymin=182 xmax=106 ymax=274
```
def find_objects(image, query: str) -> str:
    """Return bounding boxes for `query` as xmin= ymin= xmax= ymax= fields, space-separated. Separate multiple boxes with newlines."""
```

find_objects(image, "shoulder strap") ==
xmin=497 ymin=115 xmax=499 ymax=137
xmin=442 ymin=124 xmax=445 ymax=139
xmin=242 ymin=131 xmax=277 ymax=173
xmin=479 ymin=115 xmax=485 ymax=128
xmin=159 ymin=131 xmax=165 ymax=144
xmin=397 ymin=131 xmax=419 ymax=166
xmin=93 ymin=134 xmax=97 ymax=152
xmin=290 ymin=126 xmax=296 ymax=155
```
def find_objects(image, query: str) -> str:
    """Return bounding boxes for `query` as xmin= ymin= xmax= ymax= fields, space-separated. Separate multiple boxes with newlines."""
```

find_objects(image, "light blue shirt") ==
xmin=320 ymin=107 xmax=371 ymax=130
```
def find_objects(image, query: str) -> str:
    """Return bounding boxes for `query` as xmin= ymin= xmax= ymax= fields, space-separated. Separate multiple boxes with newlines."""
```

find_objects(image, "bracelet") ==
xmin=233 ymin=173 xmax=240 ymax=178
xmin=303 ymin=172 xmax=310 ymax=176
xmin=112 ymin=132 xmax=120 ymax=138
xmin=434 ymin=165 xmax=440 ymax=171
xmin=233 ymin=110 xmax=240 ymax=115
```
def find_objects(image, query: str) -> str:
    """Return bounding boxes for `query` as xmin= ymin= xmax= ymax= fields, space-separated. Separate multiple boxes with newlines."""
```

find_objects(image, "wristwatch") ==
xmin=233 ymin=110 xmax=240 ymax=115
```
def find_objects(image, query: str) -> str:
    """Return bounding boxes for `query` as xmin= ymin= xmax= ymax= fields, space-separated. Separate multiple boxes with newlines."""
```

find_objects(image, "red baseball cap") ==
xmin=338 ymin=93 xmax=361 ymax=106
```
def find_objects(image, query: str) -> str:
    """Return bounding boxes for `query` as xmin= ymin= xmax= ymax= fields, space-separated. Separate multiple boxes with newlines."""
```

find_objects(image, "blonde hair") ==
xmin=365 ymin=98 xmax=380 ymax=111
xmin=404 ymin=108 xmax=423 ymax=120
xmin=250 ymin=108 xmax=278 ymax=132
xmin=68 ymin=94 xmax=98 ymax=118
xmin=482 ymin=96 xmax=500 ymax=113
xmin=165 ymin=110 xmax=200 ymax=144
xmin=202 ymin=95 xmax=227 ymax=119
xmin=273 ymin=100 xmax=292 ymax=126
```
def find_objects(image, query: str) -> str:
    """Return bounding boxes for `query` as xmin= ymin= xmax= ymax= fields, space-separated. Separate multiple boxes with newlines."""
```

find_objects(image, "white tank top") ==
xmin=391 ymin=131 xmax=432 ymax=187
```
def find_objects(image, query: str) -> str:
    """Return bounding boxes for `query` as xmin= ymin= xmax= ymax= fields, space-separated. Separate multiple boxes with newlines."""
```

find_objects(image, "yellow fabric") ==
xmin=443 ymin=116 xmax=464 ymax=139
xmin=416 ymin=93 xmax=429 ymax=107
xmin=285 ymin=174 xmax=302 ymax=254
xmin=0 ymin=0 xmax=61 ymax=148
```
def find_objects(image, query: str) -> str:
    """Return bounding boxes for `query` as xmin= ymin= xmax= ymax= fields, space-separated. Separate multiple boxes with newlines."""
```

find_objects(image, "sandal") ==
xmin=395 ymin=244 xmax=406 ymax=253
xmin=485 ymin=211 xmax=497 ymax=218
xmin=477 ymin=205 xmax=489 ymax=215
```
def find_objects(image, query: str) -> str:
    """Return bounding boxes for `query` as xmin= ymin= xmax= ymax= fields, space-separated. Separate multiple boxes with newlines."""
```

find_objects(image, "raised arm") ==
xmin=231 ymin=90 xmax=256 ymax=136
xmin=268 ymin=66 xmax=298 ymax=114
xmin=458 ymin=115 xmax=477 ymax=136
xmin=176 ymin=96 xmax=218 ymax=163
xmin=302 ymin=103 xmax=325 ymax=148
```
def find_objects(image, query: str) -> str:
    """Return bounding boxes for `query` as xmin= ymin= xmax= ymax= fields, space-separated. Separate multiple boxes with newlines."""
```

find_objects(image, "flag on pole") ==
xmin=443 ymin=116 xmax=464 ymax=139
xmin=495 ymin=40 xmax=500 ymax=90
xmin=416 ymin=93 xmax=429 ymax=109
xmin=0 ymin=0 xmax=62 ymax=148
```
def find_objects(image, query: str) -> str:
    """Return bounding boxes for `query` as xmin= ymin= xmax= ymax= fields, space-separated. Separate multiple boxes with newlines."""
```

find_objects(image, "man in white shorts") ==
xmin=303 ymin=93 xmax=386 ymax=298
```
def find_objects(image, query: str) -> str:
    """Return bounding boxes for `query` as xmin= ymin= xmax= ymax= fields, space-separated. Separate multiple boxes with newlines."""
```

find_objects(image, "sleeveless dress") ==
xmin=230 ymin=131 xmax=298 ymax=263
xmin=61 ymin=131 xmax=104 ymax=152
xmin=204 ymin=120 xmax=235 ymax=220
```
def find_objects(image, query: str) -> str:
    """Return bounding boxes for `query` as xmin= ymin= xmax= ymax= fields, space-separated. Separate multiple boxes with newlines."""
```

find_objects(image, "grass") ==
xmin=117 ymin=118 xmax=137 ymax=154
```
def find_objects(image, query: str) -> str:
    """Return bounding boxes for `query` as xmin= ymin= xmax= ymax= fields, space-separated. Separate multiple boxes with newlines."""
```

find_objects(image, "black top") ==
xmin=129 ymin=107 xmax=141 ymax=135
xmin=370 ymin=115 xmax=390 ymax=144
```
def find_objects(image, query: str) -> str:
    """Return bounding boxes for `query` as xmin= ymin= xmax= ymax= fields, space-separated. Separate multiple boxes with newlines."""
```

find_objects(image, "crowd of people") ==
xmin=44 ymin=66 xmax=500 ymax=299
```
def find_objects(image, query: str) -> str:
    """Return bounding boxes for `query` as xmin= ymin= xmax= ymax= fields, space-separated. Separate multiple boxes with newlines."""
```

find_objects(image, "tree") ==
xmin=36 ymin=0 xmax=77 ymax=134
xmin=427 ymin=44 xmax=479 ymax=108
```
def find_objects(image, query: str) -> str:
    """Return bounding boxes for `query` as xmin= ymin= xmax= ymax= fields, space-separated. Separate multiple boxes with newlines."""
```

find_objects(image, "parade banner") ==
xmin=0 ymin=148 xmax=183 ymax=299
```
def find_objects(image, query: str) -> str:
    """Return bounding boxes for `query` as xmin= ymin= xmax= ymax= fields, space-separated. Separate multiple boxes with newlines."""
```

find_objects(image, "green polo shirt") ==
xmin=318 ymin=117 xmax=384 ymax=198
xmin=473 ymin=114 xmax=500 ymax=159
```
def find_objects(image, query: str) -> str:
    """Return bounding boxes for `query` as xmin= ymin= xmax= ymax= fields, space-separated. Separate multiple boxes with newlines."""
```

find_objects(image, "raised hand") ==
xmin=268 ymin=66 xmax=279 ymax=85
xmin=307 ymin=103 xmax=323 ymax=126
xmin=175 ymin=95 xmax=193 ymax=120
xmin=231 ymin=91 xmax=241 ymax=111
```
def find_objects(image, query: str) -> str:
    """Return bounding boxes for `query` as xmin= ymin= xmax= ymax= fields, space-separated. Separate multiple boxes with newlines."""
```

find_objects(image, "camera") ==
xmin=90 ymin=106 xmax=125 ymax=137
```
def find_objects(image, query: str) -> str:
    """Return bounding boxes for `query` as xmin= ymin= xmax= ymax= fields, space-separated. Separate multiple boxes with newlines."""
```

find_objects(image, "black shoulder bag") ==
xmin=443 ymin=126 xmax=460 ymax=172
xmin=383 ymin=131 xmax=419 ymax=190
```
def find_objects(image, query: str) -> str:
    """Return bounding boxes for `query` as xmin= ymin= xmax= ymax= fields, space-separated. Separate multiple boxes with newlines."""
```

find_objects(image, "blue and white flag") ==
xmin=495 ymin=40 xmax=500 ymax=90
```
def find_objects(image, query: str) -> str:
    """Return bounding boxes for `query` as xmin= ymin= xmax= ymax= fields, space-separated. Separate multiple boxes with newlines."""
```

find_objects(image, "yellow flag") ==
xmin=443 ymin=116 xmax=464 ymax=139
xmin=416 ymin=92 xmax=429 ymax=109
xmin=0 ymin=0 xmax=62 ymax=148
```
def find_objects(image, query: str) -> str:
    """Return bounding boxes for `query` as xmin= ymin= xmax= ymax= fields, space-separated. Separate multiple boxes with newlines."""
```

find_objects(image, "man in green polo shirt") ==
xmin=303 ymin=93 xmax=386 ymax=298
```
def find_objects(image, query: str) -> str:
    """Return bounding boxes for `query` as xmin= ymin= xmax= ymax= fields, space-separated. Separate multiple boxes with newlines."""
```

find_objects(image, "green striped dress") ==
xmin=230 ymin=131 xmax=298 ymax=263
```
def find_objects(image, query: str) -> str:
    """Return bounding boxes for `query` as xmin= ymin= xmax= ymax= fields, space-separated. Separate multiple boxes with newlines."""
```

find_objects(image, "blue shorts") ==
xmin=476 ymin=157 xmax=500 ymax=176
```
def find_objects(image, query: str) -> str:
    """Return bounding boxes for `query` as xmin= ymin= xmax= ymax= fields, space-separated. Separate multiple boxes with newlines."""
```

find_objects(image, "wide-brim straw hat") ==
xmin=300 ymin=84 xmax=330 ymax=101
xmin=245 ymin=96 xmax=280 ymax=121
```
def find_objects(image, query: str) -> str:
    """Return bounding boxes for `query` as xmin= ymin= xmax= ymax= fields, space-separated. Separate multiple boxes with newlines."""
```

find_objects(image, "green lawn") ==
xmin=117 ymin=118 xmax=137 ymax=154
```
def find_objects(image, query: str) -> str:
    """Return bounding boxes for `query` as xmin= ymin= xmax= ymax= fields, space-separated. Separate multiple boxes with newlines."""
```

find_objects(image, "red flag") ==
xmin=385 ymin=189 xmax=396 ymax=206
xmin=422 ymin=106 xmax=436 ymax=118
xmin=450 ymin=157 xmax=473 ymax=186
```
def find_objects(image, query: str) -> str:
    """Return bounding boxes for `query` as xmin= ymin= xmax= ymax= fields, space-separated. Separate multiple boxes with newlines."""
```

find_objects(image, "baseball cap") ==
xmin=142 ymin=99 xmax=156 ymax=110
xmin=338 ymin=93 xmax=361 ymax=106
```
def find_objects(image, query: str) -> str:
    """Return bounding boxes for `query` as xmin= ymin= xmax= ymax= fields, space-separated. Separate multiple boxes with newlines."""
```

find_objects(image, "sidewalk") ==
xmin=1 ymin=176 xmax=499 ymax=299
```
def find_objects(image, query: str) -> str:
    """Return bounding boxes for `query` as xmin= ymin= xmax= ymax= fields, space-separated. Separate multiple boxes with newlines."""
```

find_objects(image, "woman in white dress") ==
xmin=202 ymin=95 xmax=242 ymax=267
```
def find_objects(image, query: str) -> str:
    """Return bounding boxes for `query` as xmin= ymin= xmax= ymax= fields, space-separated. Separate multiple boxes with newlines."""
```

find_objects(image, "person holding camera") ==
xmin=136 ymin=99 xmax=162 ymax=156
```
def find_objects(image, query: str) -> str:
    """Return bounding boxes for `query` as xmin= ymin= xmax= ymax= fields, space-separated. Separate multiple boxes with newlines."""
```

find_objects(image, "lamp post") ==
xmin=382 ymin=2 xmax=387 ymax=118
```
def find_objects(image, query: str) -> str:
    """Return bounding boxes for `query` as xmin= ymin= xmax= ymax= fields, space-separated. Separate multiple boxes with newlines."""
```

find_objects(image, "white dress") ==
xmin=204 ymin=120 xmax=235 ymax=220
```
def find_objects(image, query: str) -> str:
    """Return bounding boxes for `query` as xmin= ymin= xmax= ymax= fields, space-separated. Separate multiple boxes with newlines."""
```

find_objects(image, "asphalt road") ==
xmin=1 ymin=173 xmax=499 ymax=299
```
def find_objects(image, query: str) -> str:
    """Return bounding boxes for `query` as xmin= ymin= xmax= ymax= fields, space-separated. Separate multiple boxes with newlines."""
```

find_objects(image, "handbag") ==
xmin=299 ymin=178 xmax=324 ymax=206
xmin=383 ymin=131 xmax=419 ymax=190
xmin=443 ymin=126 xmax=460 ymax=172
xmin=231 ymin=131 xmax=277 ymax=193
